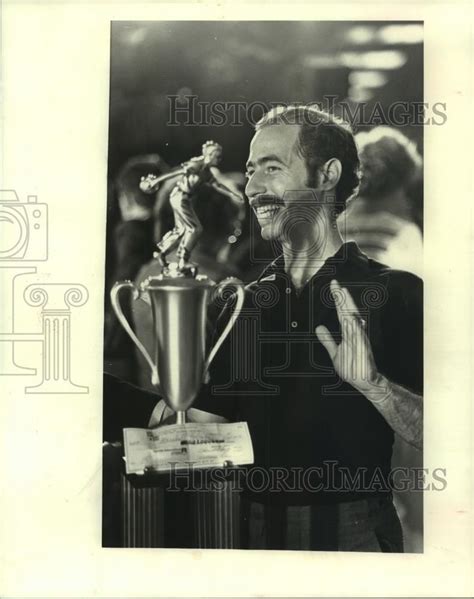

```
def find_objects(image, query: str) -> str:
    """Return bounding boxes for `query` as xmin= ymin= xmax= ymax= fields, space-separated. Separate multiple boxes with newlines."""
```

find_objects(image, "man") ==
xmin=192 ymin=105 xmax=423 ymax=551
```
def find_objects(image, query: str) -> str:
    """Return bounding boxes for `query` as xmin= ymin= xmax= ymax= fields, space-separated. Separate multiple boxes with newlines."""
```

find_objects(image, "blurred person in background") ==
xmin=103 ymin=154 xmax=170 ymax=382
xmin=339 ymin=126 xmax=423 ymax=277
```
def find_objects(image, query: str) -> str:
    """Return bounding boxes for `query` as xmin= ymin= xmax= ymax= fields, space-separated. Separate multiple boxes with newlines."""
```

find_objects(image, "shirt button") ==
xmin=285 ymin=287 xmax=292 ymax=294
xmin=291 ymin=321 xmax=298 ymax=328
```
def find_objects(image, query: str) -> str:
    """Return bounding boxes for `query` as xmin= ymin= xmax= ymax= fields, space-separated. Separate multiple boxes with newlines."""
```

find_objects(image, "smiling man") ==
xmin=192 ymin=105 xmax=424 ymax=552
xmin=245 ymin=107 xmax=359 ymax=287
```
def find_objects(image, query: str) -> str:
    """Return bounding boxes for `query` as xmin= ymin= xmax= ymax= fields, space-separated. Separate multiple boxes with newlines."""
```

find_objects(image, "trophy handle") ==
xmin=110 ymin=281 xmax=159 ymax=388
xmin=203 ymin=278 xmax=245 ymax=380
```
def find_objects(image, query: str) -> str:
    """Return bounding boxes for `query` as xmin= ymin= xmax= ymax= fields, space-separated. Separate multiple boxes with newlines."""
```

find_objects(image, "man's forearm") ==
xmin=362 ymin=375 xmax=423 ymax=450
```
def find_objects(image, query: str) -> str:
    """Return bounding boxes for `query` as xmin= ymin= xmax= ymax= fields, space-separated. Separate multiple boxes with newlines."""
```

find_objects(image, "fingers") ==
xmin=330 ymin=280 xmax=368 ymax=354
xmin=341 ymin=285 xmax=361 ymax=316
xmin=330 ymin=279 xmax=362 ymax=323
xmin=330 ymin=280 xmax=344 ymax=325
xmin=315 ymin=325 xmax=338 ymax=361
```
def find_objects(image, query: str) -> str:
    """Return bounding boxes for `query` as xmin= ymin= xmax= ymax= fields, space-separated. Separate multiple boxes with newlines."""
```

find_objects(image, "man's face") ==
xmin=245 ymin=124 xmax=319 ymax=243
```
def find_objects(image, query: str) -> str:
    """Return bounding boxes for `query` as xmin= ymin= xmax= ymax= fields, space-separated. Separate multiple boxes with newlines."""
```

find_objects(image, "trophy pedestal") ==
xmin=103 ymin=442 xmax=244 ymax=549
xmin=126 ymin=472 xmax=242 ymax=549
xmin=121 ymin=468 xmax=242 ymax=548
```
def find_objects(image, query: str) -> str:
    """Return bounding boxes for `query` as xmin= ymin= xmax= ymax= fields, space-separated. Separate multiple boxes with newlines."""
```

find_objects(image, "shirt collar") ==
xmin=257 ymin=242 xmax=368 ymax=284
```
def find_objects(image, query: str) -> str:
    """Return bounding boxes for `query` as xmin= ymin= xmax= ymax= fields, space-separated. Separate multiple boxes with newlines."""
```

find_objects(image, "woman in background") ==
xmin=340 ymin=126 xmax=423 ymax=277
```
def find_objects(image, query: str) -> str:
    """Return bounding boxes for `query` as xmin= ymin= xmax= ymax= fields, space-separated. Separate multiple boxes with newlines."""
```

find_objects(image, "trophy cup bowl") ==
xmin=110 ymin=272 xmax=244 ymax=424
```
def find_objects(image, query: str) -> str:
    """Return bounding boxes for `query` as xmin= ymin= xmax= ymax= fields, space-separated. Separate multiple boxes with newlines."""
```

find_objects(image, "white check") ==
xmin=123 ymin=422 xmax=254 ymax=474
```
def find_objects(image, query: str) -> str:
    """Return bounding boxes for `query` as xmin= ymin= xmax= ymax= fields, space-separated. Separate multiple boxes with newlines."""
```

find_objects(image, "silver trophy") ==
xmin=110 ymin=142 xmax=245 ymax=424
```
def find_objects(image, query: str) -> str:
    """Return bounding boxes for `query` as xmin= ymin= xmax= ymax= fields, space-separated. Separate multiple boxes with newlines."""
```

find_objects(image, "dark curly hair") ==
xmin=255 ymin=105 xmax=360 ymax=215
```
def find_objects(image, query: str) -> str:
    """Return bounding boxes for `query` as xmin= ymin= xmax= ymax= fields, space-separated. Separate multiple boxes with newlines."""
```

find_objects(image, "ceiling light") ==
xmin=346 ymin=26 xmax=376 ymax=45
xmin=378 ymin=24 xmax=423 ymax=45
xmin=340 ymin=50 xmax=407 ymax=70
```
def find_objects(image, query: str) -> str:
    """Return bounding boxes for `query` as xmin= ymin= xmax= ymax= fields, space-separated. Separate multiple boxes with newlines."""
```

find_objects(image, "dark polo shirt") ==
xmin=196 ymin=242 xmax=423 ymax=505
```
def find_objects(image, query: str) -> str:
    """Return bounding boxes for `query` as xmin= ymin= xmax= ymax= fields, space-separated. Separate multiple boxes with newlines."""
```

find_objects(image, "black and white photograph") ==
xmin=1 ymin=2 xmax=472 ymax=597
xmin=103 ymin=20 xmax=426 ymax=552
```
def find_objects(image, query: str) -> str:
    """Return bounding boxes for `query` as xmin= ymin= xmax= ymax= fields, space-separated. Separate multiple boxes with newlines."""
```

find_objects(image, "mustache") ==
xmin=249 ymin=194 xmax=284 ymax=208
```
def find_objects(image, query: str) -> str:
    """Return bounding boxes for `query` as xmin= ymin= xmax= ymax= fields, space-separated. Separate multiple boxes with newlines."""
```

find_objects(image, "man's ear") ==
xmin=317 ymin=158 xmax=342 ymax=191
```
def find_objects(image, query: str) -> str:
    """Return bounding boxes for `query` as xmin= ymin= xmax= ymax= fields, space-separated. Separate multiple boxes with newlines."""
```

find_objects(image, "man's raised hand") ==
xmin=315 ymin=280 xmax=381 ymax=395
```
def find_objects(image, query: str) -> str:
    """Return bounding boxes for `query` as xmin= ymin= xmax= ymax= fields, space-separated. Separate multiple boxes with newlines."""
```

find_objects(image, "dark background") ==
xmin=107 ymin=20 xmax=423 ymax=178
